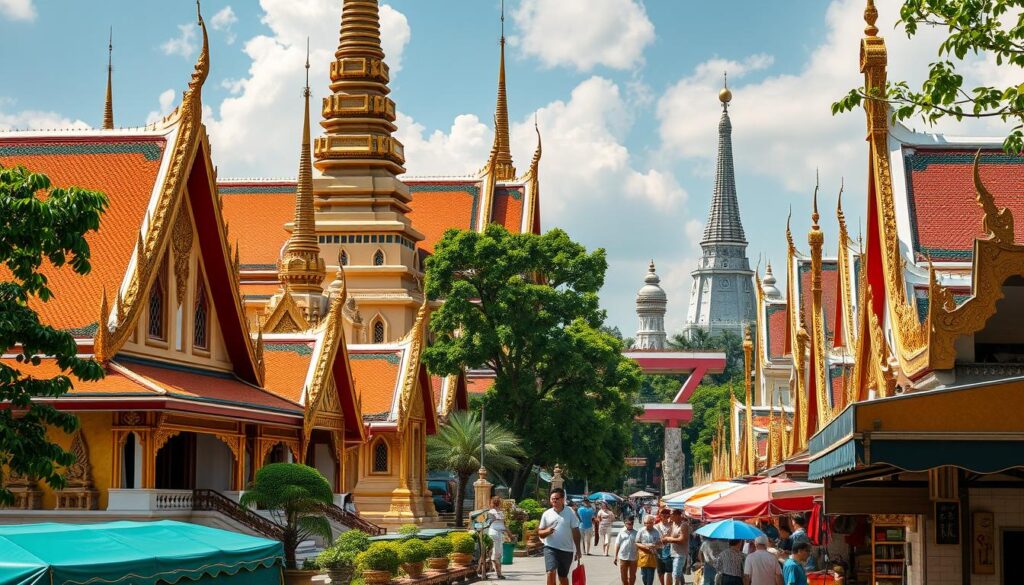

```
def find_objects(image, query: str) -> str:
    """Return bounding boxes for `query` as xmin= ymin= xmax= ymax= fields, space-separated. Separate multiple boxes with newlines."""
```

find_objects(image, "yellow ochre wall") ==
xmin=39 ymin=412 xmax=113 ymax=510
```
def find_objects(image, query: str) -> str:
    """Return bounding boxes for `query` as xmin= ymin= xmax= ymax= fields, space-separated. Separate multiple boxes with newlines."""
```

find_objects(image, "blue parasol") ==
xmin=694 ymin=519 xmax=765 ymax=540
xmin=587 ymin=491 xmax=623 ymax=503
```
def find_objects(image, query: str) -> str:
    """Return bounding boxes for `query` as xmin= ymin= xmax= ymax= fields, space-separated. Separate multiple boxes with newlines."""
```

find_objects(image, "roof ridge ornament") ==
xmin=864 ymin=0 xmax=879 ymax=37
xmin=103 ymin=27 xmax=114 ymax=130
xmin=973 ymin=149 xmax=1015 ymax=244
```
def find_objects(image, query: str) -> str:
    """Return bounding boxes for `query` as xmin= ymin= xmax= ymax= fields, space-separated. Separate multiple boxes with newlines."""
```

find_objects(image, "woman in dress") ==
xmin=598 ymin=501 xmax=617 ymax=556
xmin=485 ymin=496 xmax=510 ymax=579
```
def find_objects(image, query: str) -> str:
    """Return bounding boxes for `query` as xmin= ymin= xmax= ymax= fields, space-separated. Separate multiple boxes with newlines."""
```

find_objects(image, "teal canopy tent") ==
xmin=0 ymin=520 xmax=284 ymax=585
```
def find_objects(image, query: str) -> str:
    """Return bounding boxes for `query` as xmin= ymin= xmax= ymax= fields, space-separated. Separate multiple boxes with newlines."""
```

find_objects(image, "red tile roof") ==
xmin=122 ymin=360 xmax=301 ymax=412
xmin=0 ymin=136 xmax=167 ymax=332
xmin=797 ymin=260 xmax=840 ymax=342
xmin=218 ymin=182 xmax=293 ymax=270
xmin=765 ymin=304 xmax=788 ymax=359
xmin=406 ymin=181 xmax=479 ymax=254
xmin=466 ymin=375 xmax=494 ymax=395
xmin=903 ymin=148 xmax=1024 ymax=261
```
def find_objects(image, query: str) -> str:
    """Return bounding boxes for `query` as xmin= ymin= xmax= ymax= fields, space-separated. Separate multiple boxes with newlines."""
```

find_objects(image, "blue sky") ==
xmin=1 ymin=0 xmax=1008 ymax=335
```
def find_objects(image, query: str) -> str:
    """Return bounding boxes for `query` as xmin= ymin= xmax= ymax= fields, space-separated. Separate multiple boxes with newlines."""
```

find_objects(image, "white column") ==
xmin=663 ymin=426 xmax=684 ymax=494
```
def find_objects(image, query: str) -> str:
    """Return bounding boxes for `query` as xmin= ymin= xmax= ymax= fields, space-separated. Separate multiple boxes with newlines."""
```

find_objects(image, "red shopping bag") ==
xmin=572 ymin=561 xmax=587 ymax=585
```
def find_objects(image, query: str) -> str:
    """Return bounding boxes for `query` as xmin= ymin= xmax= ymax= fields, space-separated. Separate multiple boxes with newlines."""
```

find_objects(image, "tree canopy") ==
xmin=424 ymin=225 xmax=641 ymax=497
xmin=833 ymin=0 xmax=1024 ymax=153
xmin=0 ymin=165 xmax=107 ymax=505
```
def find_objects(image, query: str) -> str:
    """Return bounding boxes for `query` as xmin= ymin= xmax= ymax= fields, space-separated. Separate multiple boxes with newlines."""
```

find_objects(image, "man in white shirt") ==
xmin=537 ymin=488 xmax=582 ymax=585
xmin=744 ymin=535 xmax=783 ymax=585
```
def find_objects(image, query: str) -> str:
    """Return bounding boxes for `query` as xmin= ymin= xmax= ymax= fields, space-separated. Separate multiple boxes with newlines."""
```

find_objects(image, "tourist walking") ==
xmin=665 ymin=509 xmax=690 ymax=585
xmin=598 ymin=502 xmax=616 ymax=556
xmin=614 ymin=516 xmax=639 ymax=585
xmin=698 ymin=537 xmax=727 ymax=585
xmin=485 ymin=496 xmax=510 ymax=580
xmin=743 ymin=535 xmax=782 ymax=585
xmin=654 ymin=508 xmax=674 ymax=585
xmin=713 ymin=539 xmax=745 ymax=585
xmin=578 ymin=499 xmax=595 ymax=555
xmin=636 ymin=515 xmax=663 ymax=585
xmin=789 ymin=515 xmax=815 ymax=571
xmin=782 ymin=543 xmax=810 ymax=585
xmin=537 ymin=488 xmax=582 ymax=585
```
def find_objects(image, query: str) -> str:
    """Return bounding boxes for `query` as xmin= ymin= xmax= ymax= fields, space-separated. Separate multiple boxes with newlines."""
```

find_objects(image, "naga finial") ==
xmin=973 ymin=149 xmax=1015 ymax=243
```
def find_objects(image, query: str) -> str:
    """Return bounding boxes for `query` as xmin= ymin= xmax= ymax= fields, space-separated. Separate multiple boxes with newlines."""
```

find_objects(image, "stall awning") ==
xmin=0 ymin=520 xmax=284 ymax=585
xmin=808 ymin=377 xmax=1024 ymax=481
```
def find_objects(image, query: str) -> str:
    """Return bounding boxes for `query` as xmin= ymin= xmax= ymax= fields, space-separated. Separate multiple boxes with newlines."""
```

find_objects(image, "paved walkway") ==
xmin=495 ymin=551 xmax=695 ymax=584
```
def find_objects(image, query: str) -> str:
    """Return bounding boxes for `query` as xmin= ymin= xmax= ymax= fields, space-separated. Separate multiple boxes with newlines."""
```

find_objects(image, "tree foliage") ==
xmin=669 ymin=328 xmax=744 ymax=384
xmin=240 ymin=463 xmax=334 ymax=569
xmin=424 ymin=225 xmax=641 ymax=497
xmin=426 ymin=409 xmax=524 ymax=526
xmin=683 ymin=381 xmax=743 ymax=473
xmin=0 ymin=166 xmax=107 ymax=505
xmin=833 ymin=0 xmax=1024 ymax=153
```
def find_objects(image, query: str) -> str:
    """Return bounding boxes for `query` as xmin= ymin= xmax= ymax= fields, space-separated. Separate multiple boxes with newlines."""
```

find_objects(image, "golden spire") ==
xmin=719 ymin=71 xmax=732 ymax=106
xmin=279 ymin=38 xmax=326 ymax=306
xmin=95 ymin=288 xmax=111 ymax=363
xmin=317 ymin=0 xmax=404 ymax=173
xmin=864 ymin=0 xmax=879 ymax=37
xmin=490 ymin=0 xmax=516 ymax=181
xmin=103 ymin=27 xmax=114 ymax=130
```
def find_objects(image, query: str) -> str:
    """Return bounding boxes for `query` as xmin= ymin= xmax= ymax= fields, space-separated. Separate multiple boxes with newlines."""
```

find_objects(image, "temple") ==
xmin=683 ymin=79 xmax=756 ymax=339
xmin=712 ymin=2 xmax=1024 ymax=583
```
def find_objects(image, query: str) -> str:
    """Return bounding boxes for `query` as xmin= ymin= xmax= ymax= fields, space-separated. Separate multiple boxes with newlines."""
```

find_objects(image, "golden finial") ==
xmin=973 ymin=149 xmax=1015 ymax=243
xmin=490 ymin=0 xmax=515 ymax=181
xmin=864 ymin=0 xmax=879 ymax=37
xmin=187 ymin=0 xmax=210 ymax=94
xmin=103 ymin=27 xmax=114 ymax=130
xmin=719 ymin=71 xmax=733 ymax=105
xmin=785 ymin=205 xmax=795 ymax=251
xmin=96 ymin=288 xmax=110 ymax=362
xmin=812 ymin=170 xmax=820 ymax=228
xmin=531 ymin=113 xmax=542 ymax=169
xmin=304 ymin=36 xmax=310 ymax=97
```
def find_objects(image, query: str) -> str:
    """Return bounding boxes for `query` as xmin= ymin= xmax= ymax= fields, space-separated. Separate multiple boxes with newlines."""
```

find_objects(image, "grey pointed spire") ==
xmin=702 ymin=73 xmax=746 ymax=244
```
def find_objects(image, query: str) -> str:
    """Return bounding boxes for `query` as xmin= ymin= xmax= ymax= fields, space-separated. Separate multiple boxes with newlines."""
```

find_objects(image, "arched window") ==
xmin=373 ymin=249 xmax=385 ymax=266
xmin=340 ymin=249 xmax=349 ymax=266
xmin=372 ymin=439 xmax=389 ymax=473
xmin=193 ymin=284 xmax=209 ymax=350
xmin=373 ymin=319 xmax=385 ymax=343
xmin=148 ymin=276 xmax=166 ymax=340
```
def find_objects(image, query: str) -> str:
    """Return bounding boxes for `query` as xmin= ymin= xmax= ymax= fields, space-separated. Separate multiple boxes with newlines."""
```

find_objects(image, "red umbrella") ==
xmin=695 ymin=477 xmax=819 ymax=521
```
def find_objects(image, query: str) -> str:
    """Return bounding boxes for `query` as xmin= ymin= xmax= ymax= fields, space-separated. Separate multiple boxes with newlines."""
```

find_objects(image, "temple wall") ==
xmin=39 ymin=413 xmax=113 ymax=510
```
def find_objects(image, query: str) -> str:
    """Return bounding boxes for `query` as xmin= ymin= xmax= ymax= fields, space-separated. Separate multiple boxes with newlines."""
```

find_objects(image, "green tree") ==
xmin=0 ymin=165 xmax=107 ymax=505
xmin=683 ymin=381 xmax=743 ymax=475
xmin=669 ymin=328 xmax=744 ymax=384
xmin=426 ymin=410 xmax=524 ymax=526
xmin=240 ymin=463 xmax=334 ymax=569
xmin=833 ymin=0 xmax=1024 ymax=153
xmin=629 ymin=374 xmax=683 ymax=490
xmin=424 ymin=225 xmax=642 ymax=498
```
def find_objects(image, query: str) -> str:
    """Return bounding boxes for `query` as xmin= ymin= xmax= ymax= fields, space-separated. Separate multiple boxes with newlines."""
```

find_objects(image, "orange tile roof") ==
xmin=430 ymin=374 xmax=444 ymax=406
xmin=466 ymin=376 xmax=493 ymax=395
xmin=262 ymin=342 xmax=316 ymax=403
xmin=349 ymin=350 xmax=402 ymax=418
xmin=406 ymin=181 xmax=479 ymax=253
xmin=492 ymin=187 xmax=524 ymax=233
xmin=120 ymin=359 xmax=301 ymax=412
xmin=218 ymin=182 xmax=293 ymax=269
xmin=1 ymin=358 xmax=152 ymax=395
xmin=765 ymin=304 xmax=788 ymax=359
xmin=0 ymin=136 xmax=167 ymax=332
xmin=241 ymin=282 xmax=284 ymax=298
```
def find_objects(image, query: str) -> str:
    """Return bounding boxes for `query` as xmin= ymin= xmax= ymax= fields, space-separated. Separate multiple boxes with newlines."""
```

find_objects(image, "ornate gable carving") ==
xmin=264 ymin=290 xmax=310 ymax=333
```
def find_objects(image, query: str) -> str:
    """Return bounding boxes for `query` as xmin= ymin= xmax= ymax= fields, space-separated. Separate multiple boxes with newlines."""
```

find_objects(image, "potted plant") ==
xmin=524 ymin=519 xmax=541 ymax=547
xmin=240 ymin=463 xmax=334 ymax=585
xmin=450 ymin=532 xmax=476 ymax=567
xmin=357 ymin=542 xmax=400 ymax=585
xmin=426 ymin=536 xmax=453 ymax=570
xmin=398 ymin=524 xmax=420 ymax=538
xmin=317 ymin=530 xmax=371 ymax=584
xmin=399 ymin=538 xmax=429 ymax=578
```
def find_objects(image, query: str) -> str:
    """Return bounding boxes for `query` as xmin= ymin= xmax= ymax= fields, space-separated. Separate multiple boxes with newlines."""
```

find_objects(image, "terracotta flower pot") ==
xmin=402 ymin=561 xmax=425 ymax=578
xmin=427 ymin=557 xmax=450 ymax=571
xmin=451 ymin=552 xmax=473 ymax=567
xmin=327 ymin=567 xmax=355 ymax=583
xmin=283 ymin=569 xmax=320 ymax=585
xmin=362 ymin=569 xmax=393 ymax=585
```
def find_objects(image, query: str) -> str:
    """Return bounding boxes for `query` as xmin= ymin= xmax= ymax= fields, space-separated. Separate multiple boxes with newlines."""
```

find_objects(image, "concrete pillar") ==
xmin=473 ymin=467 xmax=492 ymax=511
xmin=663 ymin=425 xmax=683 ymax=494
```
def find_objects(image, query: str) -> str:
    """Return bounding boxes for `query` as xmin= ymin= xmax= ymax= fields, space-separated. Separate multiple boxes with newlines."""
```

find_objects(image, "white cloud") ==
xmin=511 ymin=0 xmax=654 ymax=71
xmin=210 ymin=6 xmax=239 ymax=45
xmin=0 ymin=98 xmax=87 ymax=130
xmin=397 ymin=113 xmax=490 ymax=177
xmin=205 ymin=1 xmax=410 ymax=177
xmin=145 ymin=89 xmax=177 ymax=125
xmin=0 ymin=0 xmax=35 ymax=21
xmin=162 ymin=23 xmax=198 ymax=59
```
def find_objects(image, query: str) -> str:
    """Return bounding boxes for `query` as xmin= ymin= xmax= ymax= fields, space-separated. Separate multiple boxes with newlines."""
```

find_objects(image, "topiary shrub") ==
xmin=397 ymin=524 xmax=420 ymax=538
xmin=450 ymin=532 xmax=476 ymax=555
xmin=427 ymin=536 xmax=453 ymax=559
xmin=400 ymin=539 xmax=429 ymax=564
xmin=357 ymin=542 xmax=401 ymax=575
xmin=317 ymin=547 xmax=358 ymax=570
xmin=335 ymin=529 xmax=372 ymax=554
xmin=524 ymin=519 xmax=539 ymax=532
xmin=239 ymin=463 xmax=334 ymax=570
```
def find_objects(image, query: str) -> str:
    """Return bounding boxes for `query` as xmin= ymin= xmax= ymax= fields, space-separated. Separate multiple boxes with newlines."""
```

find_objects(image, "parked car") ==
xmin=428 ymin=478 xmax=456 ymax=513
